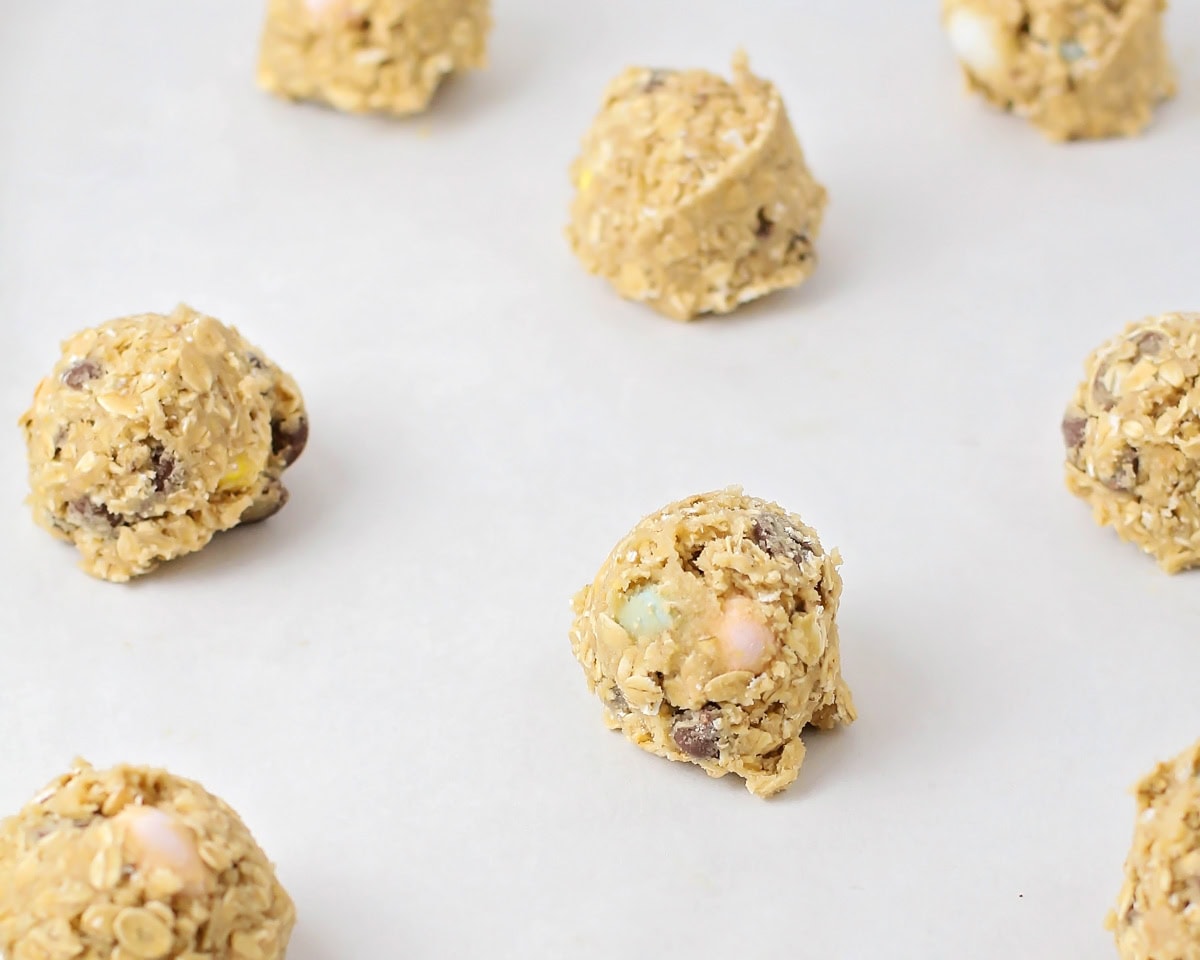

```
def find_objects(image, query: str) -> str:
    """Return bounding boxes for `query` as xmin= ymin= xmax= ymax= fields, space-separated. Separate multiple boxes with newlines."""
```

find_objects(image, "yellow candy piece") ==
xmin=578 ymin=168 xmax=594 ymax=191
xmin=217 ymin=453 xmax=257 ymax=492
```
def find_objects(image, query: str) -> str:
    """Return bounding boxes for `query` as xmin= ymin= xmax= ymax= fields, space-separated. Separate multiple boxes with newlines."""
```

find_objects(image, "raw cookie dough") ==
xmin=566 ymin=53 xmax=828 ymax=321
xmin=0 ymin=761 xmax=294 ymax=960
xmin=258 ymin=0 xmax=491 ymax=115
xmin=941 ymin=0 xmax=1175 ymax=141
xmin=1108 ymin=738 xmax=1200 ymax=960
xmin=1062 ymin=312 xmax=1200 ymax=573
xmin=19 ymin=304 xmax=308 ymax=582
xmin=569 ymin=488 xmax=855 ymax=797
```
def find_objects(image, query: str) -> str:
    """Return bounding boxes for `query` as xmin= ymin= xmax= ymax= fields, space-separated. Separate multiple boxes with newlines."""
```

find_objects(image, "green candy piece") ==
xmin=616 ymin=585 xmax=673 ymax=637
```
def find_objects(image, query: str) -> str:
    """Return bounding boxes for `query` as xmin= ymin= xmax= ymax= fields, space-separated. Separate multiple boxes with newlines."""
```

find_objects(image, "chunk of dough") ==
xmin=942 ymin=0 xmax=1175 ymax=140
xmin=570 ymin=488 xmax=855 ymax=797
xmin=566 ymin=53 xmax=828 ymax=321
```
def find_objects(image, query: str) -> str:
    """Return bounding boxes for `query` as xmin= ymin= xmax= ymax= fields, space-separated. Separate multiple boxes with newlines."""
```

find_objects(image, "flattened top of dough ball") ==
xmin=575 ymin=52 xmax=782 ymax=214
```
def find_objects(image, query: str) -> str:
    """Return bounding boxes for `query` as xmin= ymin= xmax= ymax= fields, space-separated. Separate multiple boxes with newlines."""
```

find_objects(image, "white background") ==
xmin=2 ymin=2 xmax=1200 ymax=957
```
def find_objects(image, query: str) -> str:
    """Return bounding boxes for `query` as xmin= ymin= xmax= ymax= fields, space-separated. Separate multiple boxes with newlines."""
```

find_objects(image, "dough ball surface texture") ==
xmin=1109 ymin=739 xmax=1200 ymax=960
xmin=566 ymin=53 xmax=828 ymax=321
xmin=1063 ymin=312 xmax=1200 ymax=573
xmin=20 ymin=304 xmax=307 ymax=582
xmin=0 ymin=762 xmax=294 ymax=960
xmin=942 ymin=0 xmax=1174 ymax=140
xmin=258 ymin=0 xmax=491 ymax=115
xmin=570 ymin=488 xmax=855 ymax=798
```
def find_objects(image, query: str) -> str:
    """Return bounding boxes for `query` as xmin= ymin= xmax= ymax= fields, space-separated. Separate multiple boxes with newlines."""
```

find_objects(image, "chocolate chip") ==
xmin=240 ymin=480 xmax=289 ymax=524
xmin=1134 ymin=330 xmax=1167 ymax=357
xmin=786 ymin=232 xmax=812 ymax=260
xmin=246 ymin=353 xmax=265 ymax=370
xmin=752 ymin=513 xmax=812 ymax=565
xmin=68 ymin=497 xmax=120 ymax=529
xmin=755 ymin=208 xmax=774 ymax=239
xmin=643 ymin=68 xmax=671 ymax=92
xmin=606 ymin=686 xmax=630 ymax=718
xmin=671 ymin=705 xmax=721 ymax=760
xmin=1102 ymin=449 xmax=1139 ymax=492
xmin=272 ymin=416 xmax=308 ymax=467
xmin=150 ymin=447 xmax=179 ymax=493
xmin=1061 ymin=411 xmax=1087 ymax=449
xmin=62 ymin=360 xmax=101 ymax=390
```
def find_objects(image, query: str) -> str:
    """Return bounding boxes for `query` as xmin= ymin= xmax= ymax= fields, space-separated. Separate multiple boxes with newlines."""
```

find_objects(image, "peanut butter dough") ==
xmin=942 ymin=0 xmax=1175 ymax=141
xmin=19 ymin=305 xmax=308 ymax=582
xmin=258 ymin=0 xmax=491 ymax=115
xmin=1108 ymin=738 xmax=1200 ymax=960
xmin=566 ymin=53 xmax=828 ymax=321
xmin=1062 ymin=313 xmax=1200 ymax=573
xmin=0 ymin=761 xmax=294 ymax=960
xmin=570 ymin=488 xmax=855 ymax=797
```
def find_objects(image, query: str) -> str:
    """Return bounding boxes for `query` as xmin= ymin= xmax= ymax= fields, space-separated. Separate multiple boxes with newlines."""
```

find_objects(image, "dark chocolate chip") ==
xmin=272 ymin=416 xmax=308 ymax=467
xmin=150 ymin=447 xmax=179 ymax=494
xmin=752 ymin=513 xmax=812 ymax=565
xmin=68 ymin=497 xmax=120 ymax=529
xmin=62 ymin=360 xmax=101 ymax=390
xmin=671 ymin=705 xmax=721 ymax=760
xmin=1061 ymin=411 xmax=1087 ymax=449
xmin=755 ymin=208 xmax=774 ymax=239
xmin=606 ymin=685 xmax=630 ymax=718
xmin=786 ymin=232 xmax=812 ymax=260
xmin=246 ymin=353 xmax=265 ymax=370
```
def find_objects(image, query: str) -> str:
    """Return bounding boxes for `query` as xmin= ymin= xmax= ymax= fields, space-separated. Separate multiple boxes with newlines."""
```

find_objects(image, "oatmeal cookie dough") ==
xmin=1108 ymin=738 xmax=1200 ymax=960
xmin=566 ymin=53 xmax=828 ymax=321
xmin=1062 ymin=313 xmax=1200 ymax=573
xmin=19 ymin=305 xmax=308 ymax=582
xmin=0 ymin=761 xmax=294 ymax=960
xmin=942 ymin=0 xmax=1175 ymax=141
xmin=570 ymin=488 xmax=855 ymax=797
xmin=258 ymin=0 xmax=491 ymax=115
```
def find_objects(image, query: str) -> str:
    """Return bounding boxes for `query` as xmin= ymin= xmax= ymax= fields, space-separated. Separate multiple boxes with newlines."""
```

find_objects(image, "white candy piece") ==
xmin=715 ymin=596 xmax=776 ymax=673
xmin=947 ymin=8 xmax=1005 ymax=79
xmin=115 ymin=805 xmax=209 ymax=892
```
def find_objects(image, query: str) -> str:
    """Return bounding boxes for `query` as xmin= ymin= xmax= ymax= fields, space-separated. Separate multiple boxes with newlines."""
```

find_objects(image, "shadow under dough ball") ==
xmin=570 ymin=488 xmax=855 ymax=798
xmin=566 ymin=52 xmax=827 ymax=321
xmin=941 ymin=0 xmax=1175 ymax=141
xmin=1062 ymin=312 xmax=1200 ymax=573
xmin=19 ymin=304 xmax=308 ymax=582
xmin=1108 ymin=738 xmax=1200 ymax=959
xmin=257 ymin=0 xmax=492 ymax=115
xmin=0 ymin=761 xmax=294 ymax=960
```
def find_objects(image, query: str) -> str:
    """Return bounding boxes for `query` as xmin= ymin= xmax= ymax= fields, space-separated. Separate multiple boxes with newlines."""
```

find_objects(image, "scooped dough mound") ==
xmin=258 ymin=0 xmax=491 ymax=115
xmin=0 ymin=761 xmax=294 ymax=960
xmin=942 ymin=0 xmax=1175 ymax=140
xmin=566 ymin=53 xmax=828 ymax=321
xmin=19 ymin=304 xmax=308 ymax=582
xmin=1062 ymin=312 xmax=1200 ymax=573
xmin=570 ymin=488 xmax=855 ymax=797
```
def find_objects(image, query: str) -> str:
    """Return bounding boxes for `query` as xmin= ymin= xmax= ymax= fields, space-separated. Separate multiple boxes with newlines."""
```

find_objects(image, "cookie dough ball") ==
xmin=566 ymin=53 xmax=828 ymax=321
xmin=942 ymin=0 xmax=1175 ymax=141
xmin=569 ymin=488 xmax=855 ymax=797
xmin=0 ymin=761 xmax=295 ymax=960
xmin=19 ymin=304 xmax=308 ymax=582
xmin=258 ymin=0 xmax=491 ymax=115
xmin=1107 ymin=738 xmax=1200 ymax=959
xmin=1062 ymin=313 xmax=1200 ymax=573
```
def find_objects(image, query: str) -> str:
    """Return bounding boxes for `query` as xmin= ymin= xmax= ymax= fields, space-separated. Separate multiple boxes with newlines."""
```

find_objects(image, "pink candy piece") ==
xmin=715 ymin=596 xmax=776 ymax=673
xmin=115 ymin=805 xmax=208 ymax=892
